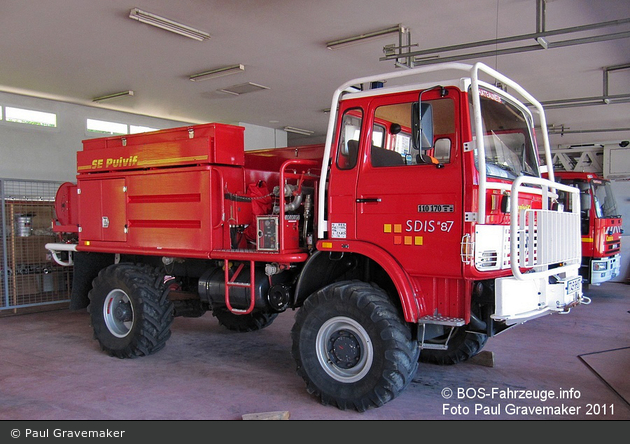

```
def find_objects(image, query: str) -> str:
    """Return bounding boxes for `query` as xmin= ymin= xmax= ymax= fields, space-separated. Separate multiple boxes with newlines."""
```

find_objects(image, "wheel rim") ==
xmin=316 ymin=316 xmax=373 ymax=383
xmin=103 ymin=289 xmax=134 ymax=338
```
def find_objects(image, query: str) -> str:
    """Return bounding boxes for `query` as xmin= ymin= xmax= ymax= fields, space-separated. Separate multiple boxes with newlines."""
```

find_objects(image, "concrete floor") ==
xmin=0 ymin=282 xmax=628 ymax=421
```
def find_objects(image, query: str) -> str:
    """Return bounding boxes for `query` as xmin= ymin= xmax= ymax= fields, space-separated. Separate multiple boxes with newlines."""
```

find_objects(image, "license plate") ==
xmin=565 ymin=277 xmax=581 ymax=294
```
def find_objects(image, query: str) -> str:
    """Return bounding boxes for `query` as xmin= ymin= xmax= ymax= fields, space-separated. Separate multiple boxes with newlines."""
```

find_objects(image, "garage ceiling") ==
xmin=1 ymin=0 xmax=629 ymax=148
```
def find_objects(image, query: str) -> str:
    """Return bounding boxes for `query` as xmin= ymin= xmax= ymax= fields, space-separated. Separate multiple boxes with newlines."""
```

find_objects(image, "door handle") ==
xmin=356 ymin=198 xmax=381 ymax=203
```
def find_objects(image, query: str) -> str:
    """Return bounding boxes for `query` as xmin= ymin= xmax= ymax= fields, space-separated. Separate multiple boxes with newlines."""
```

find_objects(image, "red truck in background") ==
xmin=46 ymin=62 xmax=586 ymax=412
xmin=553 ymin=171 xmax=622 ymax=287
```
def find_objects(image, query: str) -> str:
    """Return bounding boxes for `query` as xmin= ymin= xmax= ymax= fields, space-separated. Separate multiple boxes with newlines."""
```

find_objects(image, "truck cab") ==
xmin=553 ymin=171 xmax=622 ymax=285
xmin=317 ymin=63 xmax=583 ymax=330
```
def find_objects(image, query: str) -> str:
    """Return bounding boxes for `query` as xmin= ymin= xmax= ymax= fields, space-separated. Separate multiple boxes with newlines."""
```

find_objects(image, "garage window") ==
xmin=5 ymin=106 xmax=57 ymax=127
xmin=130 ymin=125 xmax=158 ymax=134
xmin=87 ymin=119 xmax=127 ymax=135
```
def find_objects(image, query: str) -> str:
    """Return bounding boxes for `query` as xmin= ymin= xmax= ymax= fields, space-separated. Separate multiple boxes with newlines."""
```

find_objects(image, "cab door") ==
xmin=326 ymin=106 xmax=364 ymax=241
xmin=354 ymin=91 xmax=464 ymax=278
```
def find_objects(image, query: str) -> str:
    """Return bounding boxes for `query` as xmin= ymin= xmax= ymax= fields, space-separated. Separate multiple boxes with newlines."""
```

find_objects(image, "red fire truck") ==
xmin=47 ymin=62 xmax=585 ymax=411
xmin=553 ymin=171 xmax=622 ymax=286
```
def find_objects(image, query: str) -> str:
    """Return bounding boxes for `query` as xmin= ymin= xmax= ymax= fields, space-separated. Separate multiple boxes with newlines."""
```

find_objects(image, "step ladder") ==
xmin=223 ymin=259 xmax=256 ymax=315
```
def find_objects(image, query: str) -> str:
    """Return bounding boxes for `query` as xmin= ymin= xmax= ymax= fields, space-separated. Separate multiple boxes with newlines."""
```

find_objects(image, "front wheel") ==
xmin=88 ymin=263 xmax=174 ymax=358
xmin=291 ymin=281 xmax=419 ymax=412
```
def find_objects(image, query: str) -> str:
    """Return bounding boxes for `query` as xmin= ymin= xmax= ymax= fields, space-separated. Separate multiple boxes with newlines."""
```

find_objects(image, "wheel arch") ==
xmin=294 ymin=242 xmax=420 ymax=322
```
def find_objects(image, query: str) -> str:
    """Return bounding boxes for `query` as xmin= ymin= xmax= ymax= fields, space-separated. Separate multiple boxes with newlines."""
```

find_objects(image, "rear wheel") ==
xmin=291 ymin=280 xmax=419 ymax=412
xmin=88 ymin=263 xmax=174 ymax=358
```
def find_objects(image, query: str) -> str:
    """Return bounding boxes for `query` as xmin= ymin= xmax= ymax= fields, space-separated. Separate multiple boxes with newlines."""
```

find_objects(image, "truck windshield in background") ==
xmin=592 ymin=178 xmax=620 ymax=218
xmin=559 ymin=177 xmax=621 ymax=221
xmin=472 ymin=89 xmax=540 ymax=179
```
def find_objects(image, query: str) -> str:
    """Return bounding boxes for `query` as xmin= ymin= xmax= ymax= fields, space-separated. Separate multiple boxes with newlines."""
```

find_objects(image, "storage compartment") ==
xmin=78 ymin=178 xmax=127 ymax=243
xmin=76 ymin=165 xmax=245 ymax=257
xmin=78 ymin=122 xmax=245 ymax=172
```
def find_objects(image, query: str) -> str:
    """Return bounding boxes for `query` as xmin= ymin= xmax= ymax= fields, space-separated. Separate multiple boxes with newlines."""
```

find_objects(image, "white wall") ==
xmin=0 ymin=92 xmax=288 ymax=183
xmin=0 ymin=91 xmax=193 ymax=183
xmin=239 ymin=122 xmax=287 ymax=150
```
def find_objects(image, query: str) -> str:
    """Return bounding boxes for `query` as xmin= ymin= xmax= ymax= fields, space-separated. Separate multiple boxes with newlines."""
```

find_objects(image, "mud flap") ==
xmin=69 ymin=252 xmax=115 ymax=309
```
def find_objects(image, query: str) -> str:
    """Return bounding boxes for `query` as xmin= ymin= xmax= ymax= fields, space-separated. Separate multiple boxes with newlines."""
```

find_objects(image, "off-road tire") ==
xmin=88 ymin=263 xmax=174 ymax=358
xmin=291 ymin=280 xmax=419 ymax=412
xmin=212 ymin=308 xmax=278 ymax=332
xmin=419 ymin=327 xmax=488 ymax=365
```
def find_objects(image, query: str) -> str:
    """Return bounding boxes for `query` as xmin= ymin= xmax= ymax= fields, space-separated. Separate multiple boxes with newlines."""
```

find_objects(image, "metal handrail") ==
xmin=509 ymin=176 xmax=581 ymax=280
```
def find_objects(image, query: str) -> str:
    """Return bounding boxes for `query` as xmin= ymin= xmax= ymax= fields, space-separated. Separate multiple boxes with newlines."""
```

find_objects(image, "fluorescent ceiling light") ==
xmin=189 ymin=64 xmax=245 ymax=82
xmin=129 ymin=8 xmax=210 ymax=41
xmin=217 ymin=82 xmax=270 ymax=96
xmin=284 ymin=126 xmax=314 ymax=136
xmin=327 ymin=25 xmax=403 ymax=49
xmin=92 ymin=90 xmax=134 ymax=103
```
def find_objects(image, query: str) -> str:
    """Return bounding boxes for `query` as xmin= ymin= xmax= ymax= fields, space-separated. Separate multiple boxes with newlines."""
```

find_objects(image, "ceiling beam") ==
xmin=380 ymin=18 xmax=630 ymax=65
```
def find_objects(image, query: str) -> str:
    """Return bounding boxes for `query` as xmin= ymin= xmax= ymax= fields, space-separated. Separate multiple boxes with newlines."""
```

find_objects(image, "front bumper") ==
xmin=590 ymin=254 xmax=621 ymax=284
xmin=492 ymin=272 xmax=583 ymax=325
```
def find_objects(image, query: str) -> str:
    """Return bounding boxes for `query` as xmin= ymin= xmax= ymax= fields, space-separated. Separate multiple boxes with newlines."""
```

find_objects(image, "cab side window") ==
xmin=371 ymin=99 xmax=454 ymax=167
xmin=336 ymin=109 xmax=362 ymax=170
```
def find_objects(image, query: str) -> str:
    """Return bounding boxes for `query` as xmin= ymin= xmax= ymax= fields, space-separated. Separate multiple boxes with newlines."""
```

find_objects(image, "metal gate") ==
xmin=1 ymin=179 xmax=72 ymax=313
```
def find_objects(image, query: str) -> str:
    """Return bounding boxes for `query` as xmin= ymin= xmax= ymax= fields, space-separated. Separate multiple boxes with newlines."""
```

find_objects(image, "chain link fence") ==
xmin=1 ymin=179 xmax=72 ymax=313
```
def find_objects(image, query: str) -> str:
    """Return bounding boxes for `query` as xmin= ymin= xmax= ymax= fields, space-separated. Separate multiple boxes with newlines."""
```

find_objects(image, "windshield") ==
xmin=592 ymin=179 xmax=620 ymax=218
xmin=471 ymin=89 xmax=540 ymax=179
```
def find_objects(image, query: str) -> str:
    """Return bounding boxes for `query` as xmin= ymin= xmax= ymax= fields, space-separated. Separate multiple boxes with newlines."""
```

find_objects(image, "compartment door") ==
xmin=78 ymin=178 xmax=127 ymax=242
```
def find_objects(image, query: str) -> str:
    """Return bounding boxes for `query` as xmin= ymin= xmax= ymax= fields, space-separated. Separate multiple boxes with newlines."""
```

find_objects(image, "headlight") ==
xmin=476 ymin=250 xmax=498 ymax=268
xmin=593 ymin=262 xmax=608 ymax=271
